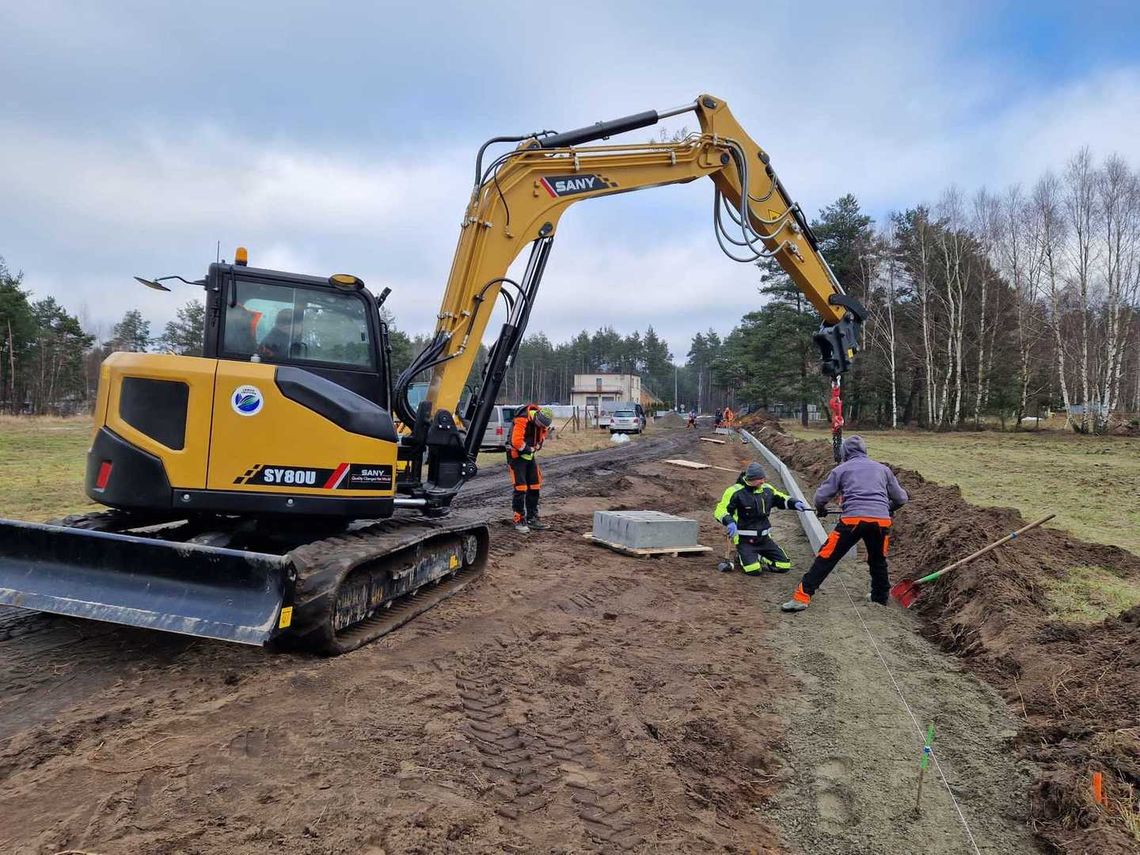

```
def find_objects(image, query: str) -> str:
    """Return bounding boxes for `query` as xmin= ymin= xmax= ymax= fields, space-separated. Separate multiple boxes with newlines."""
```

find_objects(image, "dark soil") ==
xmin=741 ymin=414 xmax=1140 ymax=855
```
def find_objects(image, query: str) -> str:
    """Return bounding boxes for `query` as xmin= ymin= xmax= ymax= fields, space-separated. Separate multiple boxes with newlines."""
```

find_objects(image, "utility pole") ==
xmin=674 ymin=364 xmax=678 ymax=410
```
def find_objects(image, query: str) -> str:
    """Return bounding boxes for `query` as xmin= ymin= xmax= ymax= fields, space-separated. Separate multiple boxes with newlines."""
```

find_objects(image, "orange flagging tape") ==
xmin=1092 ymin=771 xmax=1106 ymax=806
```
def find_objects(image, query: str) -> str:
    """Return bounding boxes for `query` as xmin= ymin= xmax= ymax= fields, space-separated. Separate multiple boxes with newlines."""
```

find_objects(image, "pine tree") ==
xmin=108 ymin=309 xmax=151 ymax=352
xmin=158 ymin=300 xmax=205 ymax=356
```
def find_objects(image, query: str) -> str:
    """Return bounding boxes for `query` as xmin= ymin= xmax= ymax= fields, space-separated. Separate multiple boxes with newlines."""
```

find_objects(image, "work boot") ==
xmin=781 ymin=583 xmax=811 ymax=612
xmin=527 ymin=517 xmax=549 ymax=531
xmin=512 ymin=514 xmax=530 ymax=534
xmin=865 ymin=592 xmax=889 ymax=606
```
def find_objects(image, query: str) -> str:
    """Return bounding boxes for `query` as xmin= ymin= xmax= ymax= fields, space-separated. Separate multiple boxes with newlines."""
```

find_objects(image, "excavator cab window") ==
xmin=222 ymin=279 xmax=375 ymax=370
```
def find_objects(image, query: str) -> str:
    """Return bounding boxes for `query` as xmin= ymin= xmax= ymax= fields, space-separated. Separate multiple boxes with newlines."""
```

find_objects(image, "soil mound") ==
xmin=748 ymin=421 xmax=1140 ymax=854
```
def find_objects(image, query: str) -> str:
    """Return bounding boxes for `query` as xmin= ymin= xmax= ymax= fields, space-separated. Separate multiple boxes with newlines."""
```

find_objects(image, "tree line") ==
xmin=0 ymin=260 xmax=205 ymax=414
xmin=4 ymin=145 xmax=1136 ymax=431
xmin=685 ymin=148 xmax=1139 ymax=432
xmin=472 ymin=148 xmax=1138 ymax=431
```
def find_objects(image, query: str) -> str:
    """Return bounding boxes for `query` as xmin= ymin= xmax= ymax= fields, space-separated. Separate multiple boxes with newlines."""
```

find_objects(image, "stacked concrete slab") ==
xmin=592 ymin=510 xmax=699 ymax=549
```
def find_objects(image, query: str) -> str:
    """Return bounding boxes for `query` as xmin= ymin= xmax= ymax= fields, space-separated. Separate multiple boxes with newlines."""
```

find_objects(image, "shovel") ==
xmin=890 ymin=513 xmax=1055 ymax=608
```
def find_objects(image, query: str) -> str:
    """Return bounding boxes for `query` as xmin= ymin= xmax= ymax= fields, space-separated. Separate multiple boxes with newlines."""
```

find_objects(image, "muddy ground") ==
xmin=0 ymin=427 xmax=1058 ymax=853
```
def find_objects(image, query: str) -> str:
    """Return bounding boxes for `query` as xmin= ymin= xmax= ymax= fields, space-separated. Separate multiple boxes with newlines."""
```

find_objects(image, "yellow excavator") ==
xmin=0 ymin=95 xmax=864 ymax=653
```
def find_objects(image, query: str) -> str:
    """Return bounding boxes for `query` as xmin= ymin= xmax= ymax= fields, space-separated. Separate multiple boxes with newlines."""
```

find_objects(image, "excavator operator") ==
xmin=257 ymin=309 xmax=295 ymax=361
xmin=508 ymin=404 xmax=554 ymax=533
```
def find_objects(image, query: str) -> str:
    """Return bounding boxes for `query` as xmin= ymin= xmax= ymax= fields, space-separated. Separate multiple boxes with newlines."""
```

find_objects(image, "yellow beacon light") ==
xmin=329 ymin=273 xmax=365 ymax=290
xmin=234 ymin=246 xmax=249 ymax=266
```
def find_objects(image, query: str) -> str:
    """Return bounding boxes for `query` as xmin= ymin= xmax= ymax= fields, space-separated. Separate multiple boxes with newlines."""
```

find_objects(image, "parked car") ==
xmin=478 ymin=404 xmax=531 ymax=452
xmin=609 ymin=407 xmax=645 ymax=434
xmin=599 ymin=401 xmax=646 ymax=431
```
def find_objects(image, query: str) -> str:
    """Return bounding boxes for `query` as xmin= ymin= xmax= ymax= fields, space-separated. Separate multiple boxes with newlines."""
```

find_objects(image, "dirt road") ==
xmin=0 ymin=429 xmax=1037 ymax=853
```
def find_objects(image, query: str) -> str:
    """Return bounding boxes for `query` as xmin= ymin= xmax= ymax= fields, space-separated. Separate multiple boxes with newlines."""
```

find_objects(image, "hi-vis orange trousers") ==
xmin=508 ymin=456 xmax=542 ymax=522
xmin=798 ymin=517 xmax=892 ymax=603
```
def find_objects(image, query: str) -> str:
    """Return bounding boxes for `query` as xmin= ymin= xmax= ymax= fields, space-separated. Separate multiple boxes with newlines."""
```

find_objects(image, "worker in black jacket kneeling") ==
xmin=713 ymin=462 xmax=808 ymax=574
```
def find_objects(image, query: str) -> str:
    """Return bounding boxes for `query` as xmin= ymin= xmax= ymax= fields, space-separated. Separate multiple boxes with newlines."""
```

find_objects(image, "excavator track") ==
xmin=285 ymin=511 xmax=489 ymax=655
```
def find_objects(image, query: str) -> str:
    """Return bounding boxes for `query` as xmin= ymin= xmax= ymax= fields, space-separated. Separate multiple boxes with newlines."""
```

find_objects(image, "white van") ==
xmin=479 ymin=405 xmax=518 ymax=452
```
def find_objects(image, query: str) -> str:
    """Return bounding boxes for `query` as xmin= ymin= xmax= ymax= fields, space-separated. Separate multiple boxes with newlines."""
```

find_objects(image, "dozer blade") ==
xmin=0 ymin=518 xmax=291 ymax=645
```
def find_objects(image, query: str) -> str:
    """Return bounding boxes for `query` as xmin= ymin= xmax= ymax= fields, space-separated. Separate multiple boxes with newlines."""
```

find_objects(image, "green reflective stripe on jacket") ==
xmin=714 ymin=483 xmax=743 ymax=523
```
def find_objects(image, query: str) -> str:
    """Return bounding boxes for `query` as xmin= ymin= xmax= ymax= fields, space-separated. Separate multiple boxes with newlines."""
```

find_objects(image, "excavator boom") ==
xmin=399 ymin=94 xmax=864 ymax=497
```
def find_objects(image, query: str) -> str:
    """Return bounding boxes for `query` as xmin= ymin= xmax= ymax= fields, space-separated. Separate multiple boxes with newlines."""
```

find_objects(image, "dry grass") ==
xmin=475 ymin=423 xmax=650 ymax=469
xmin=0 ymin=416 xmax=98 ymax=521
xmin=1041 ymin=566 xmax=1140 ymax=623
xmin=1118 ymin=782 xmax=1140 ymax=843
xmin=784 ymin=424 xmax=1140 ymax=555
xmin=1 ymin=415 xmax=657 ymax=522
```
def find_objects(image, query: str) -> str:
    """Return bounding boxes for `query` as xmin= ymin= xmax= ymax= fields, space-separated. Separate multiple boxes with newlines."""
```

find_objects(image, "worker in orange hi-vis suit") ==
xmin=507 ymin=404 xmax=554 ymax=533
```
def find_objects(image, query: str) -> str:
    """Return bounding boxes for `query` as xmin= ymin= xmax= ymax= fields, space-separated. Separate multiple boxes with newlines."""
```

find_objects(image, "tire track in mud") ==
xmin=455 ymin=648 xmax=646 ymax=851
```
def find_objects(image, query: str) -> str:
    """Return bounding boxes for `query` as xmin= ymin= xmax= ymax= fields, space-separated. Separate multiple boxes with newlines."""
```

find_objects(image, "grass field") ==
xmin=0 ymin=417 xmax=645 ymax=522
xmin=0 ymin=416 xmax=98 ymax=521
xmin=784 ymin=424 xmax=1140 ymax=556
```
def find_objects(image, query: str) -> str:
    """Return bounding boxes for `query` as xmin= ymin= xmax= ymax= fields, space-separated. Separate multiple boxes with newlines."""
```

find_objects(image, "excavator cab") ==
xmin=88 ymin=258 xmax=402 ymax=520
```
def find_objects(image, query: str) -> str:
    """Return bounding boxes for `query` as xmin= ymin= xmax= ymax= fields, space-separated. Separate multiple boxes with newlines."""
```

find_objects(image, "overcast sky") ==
xmin=2 ymin=1 xmax=1139 ymax=361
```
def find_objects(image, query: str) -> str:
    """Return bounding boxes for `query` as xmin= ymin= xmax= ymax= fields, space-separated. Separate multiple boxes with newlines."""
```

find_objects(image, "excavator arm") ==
xmin=399 ymin=95 xmax=864 ymax=502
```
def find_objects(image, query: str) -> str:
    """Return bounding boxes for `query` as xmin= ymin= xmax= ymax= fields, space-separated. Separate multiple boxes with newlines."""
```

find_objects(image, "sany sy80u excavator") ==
xmin=0 ymin=95 xmax=864 ymax=653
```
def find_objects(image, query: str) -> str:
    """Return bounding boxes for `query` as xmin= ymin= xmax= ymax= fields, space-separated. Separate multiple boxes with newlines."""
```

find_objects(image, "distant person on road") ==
xmin=507 ymin=404 xmax=554 ymax=533
xmin=687 ymin=409 xmax=697 ymax=429
xmin=782 ymin=435 xmax=909 ymax=612
xmin=723 ymin=406 xmax=735 ymax=426
xmin=714 ymin=462 xmax=808 ymax=575
xmin=714 ymin=408 xmax=724 ymax=428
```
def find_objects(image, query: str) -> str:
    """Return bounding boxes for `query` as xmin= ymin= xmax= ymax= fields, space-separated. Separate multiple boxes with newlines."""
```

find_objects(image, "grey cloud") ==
xmin=1 ymin=1 xmax=1138 ymax=360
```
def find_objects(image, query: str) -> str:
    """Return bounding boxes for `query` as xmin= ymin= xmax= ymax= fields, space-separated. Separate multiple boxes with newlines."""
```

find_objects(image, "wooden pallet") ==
xmin=583 ymin=532 xmax=713 ymax=558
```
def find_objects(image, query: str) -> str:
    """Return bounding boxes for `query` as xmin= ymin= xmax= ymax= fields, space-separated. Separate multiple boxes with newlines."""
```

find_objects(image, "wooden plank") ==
xmin=663 ymin=459 xmax=738 ymax=473
xmin=663 ymin=458 xmax=710 ymax=469
xmin=699 ymin=437 xmax=726 ymax=445
xmin=583 ymin=533 xmax=713 ymax=558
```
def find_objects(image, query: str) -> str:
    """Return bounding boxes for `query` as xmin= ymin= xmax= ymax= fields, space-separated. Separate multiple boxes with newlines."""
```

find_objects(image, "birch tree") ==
xmin=1065 ymin=148 xmax=1099 ymax=431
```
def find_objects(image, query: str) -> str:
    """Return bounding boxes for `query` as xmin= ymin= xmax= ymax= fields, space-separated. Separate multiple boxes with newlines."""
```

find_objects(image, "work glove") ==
xmin=725 ymin=521 xmax=738 ymax=538
xmin=815 ymin=505 xmax=829 ymax=518
xmin=791 ymin=499 xmax=809 ymax=512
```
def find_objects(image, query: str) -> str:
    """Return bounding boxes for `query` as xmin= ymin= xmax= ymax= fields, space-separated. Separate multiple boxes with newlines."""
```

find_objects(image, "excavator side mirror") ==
xmin=134 ymin=276 xmax=171 ymax=292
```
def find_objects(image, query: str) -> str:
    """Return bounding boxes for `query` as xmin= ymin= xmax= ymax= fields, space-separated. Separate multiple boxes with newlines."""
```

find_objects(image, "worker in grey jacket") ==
xmin=782 ymin=435 xmax=908 ymax=612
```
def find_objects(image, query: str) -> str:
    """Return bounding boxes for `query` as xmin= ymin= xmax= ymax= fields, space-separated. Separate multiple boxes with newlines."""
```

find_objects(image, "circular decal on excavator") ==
xmin=231 ymin=385 xmax=264 ymax=417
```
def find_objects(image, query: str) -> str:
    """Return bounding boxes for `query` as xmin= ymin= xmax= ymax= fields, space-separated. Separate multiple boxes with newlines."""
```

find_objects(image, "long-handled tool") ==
xmin=890 ymin=513 xmax=1055 ymax=608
